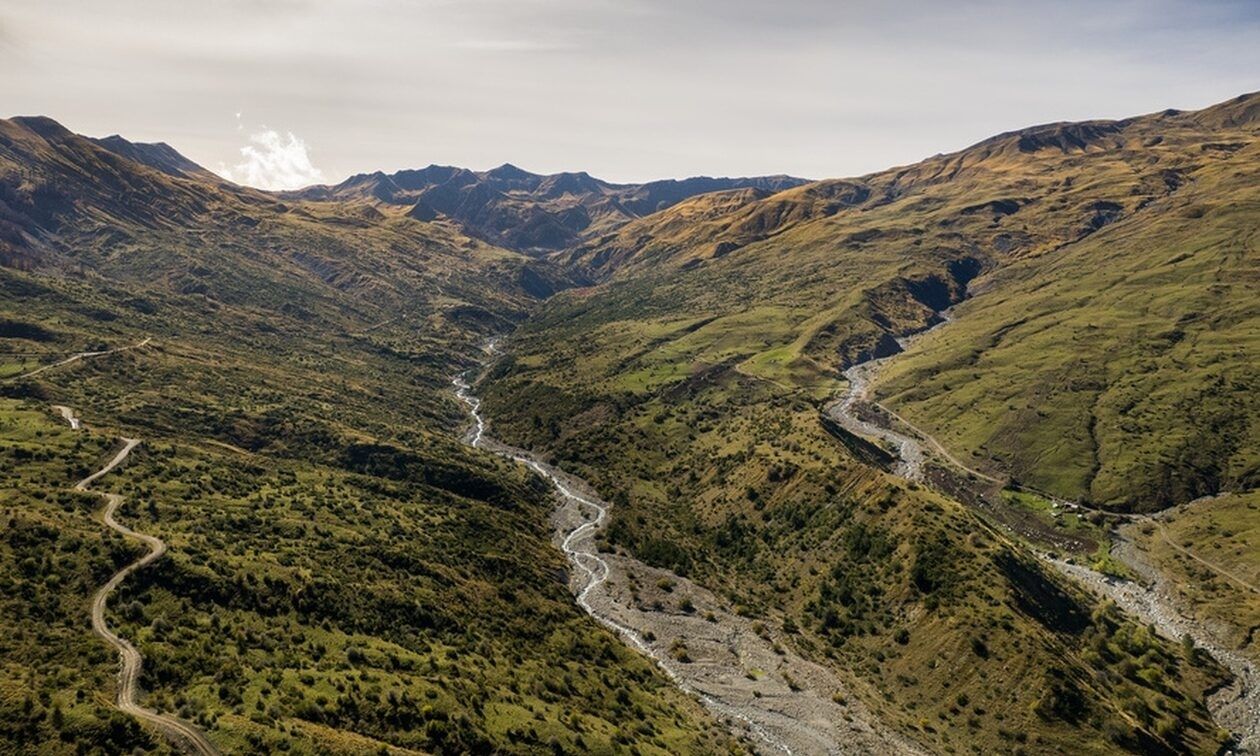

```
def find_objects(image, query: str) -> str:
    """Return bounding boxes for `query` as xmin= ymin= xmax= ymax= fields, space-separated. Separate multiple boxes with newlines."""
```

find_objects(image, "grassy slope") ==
xmin=0 ymin=120 xmax=730 ymax=754
xmin=478 ymin=97 xmax=1260 ymax=752
xmin=876 ymin=138 xmax=1258 ymax=510
xmin=560 ymin=94 xmax=1257 ymax=513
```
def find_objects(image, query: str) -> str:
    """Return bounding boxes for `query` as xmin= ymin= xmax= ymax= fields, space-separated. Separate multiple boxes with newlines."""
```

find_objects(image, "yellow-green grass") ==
xmin=94 ymin=434 xmax=730 ymax=755
xmin=876 ymin=154 xmax=1259 ymax=510
xmin=564 ymin=96 xmax=1258 ymax=515
xmin=1002 ymin=489 xmax=1103 ymax=538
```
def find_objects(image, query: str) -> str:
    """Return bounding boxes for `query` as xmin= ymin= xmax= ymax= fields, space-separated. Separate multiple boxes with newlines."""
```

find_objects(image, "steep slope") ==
xmin=477 ymin=94 xmax=1259 ymax=753
xmin=291 ymin=163 xmax=805 ymax=254
xmin=572 ymin=95 xmax=1260 ymax=280
xmin=90 ymin=134 xmax=216 ymax=179
xmin=0 ymin=119 xmax=731 ymax=753
xmin=868 ymin=94 xmax=1259 ymax=510
xmin=0 ymin=116 xmax=568 ymax=313
xmin=559 ymin=92 xmax=1259 ymax=509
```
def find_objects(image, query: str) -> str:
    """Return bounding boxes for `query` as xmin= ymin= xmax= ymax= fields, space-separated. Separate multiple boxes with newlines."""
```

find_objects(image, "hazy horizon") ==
xmin=3 ymin=0 xmax=1257 ymax=189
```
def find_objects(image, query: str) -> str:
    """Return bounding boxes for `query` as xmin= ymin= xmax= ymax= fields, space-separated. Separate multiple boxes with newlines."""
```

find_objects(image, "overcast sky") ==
xmin=2 ymin=0 xmax=1257 ymax=189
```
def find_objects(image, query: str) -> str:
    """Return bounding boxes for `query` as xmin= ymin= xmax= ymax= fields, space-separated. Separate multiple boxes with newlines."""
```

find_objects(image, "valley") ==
xmin=475 ymin=93 xmax=1257 ymax=754
xmin=0 ymin=91 xmax=1256 ymax=755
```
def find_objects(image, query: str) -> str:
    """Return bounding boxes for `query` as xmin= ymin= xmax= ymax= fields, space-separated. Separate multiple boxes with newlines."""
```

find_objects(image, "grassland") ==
xmin=0 ymin=401 xmax=166 ymax=753
xmin=875 ymin=141 xmax=1259 ymax=510
xmin=564 ymin=94 xmax=1258 ymax=513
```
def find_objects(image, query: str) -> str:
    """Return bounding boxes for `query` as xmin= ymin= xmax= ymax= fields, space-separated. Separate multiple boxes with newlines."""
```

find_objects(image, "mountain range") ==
xmin=287 ymin=163 xmax=805 ymax=254
xmin=0 ymin=92 xmax=1256 ymax=755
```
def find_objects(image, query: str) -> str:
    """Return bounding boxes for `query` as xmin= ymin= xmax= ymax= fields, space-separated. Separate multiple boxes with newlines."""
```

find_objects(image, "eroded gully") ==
xmin=824 ymin=317 xmax=1259 ymax=753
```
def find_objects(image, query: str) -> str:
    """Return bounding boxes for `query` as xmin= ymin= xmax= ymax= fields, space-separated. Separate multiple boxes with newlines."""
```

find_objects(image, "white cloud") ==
xmin=217 ymin=128 xmax=323 ymax=190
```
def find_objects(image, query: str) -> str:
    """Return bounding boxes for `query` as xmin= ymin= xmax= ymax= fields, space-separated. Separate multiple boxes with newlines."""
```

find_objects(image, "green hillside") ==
xmin=874 ymin=137 xmax=1259 ymax=510
xmin=0 ymin=119 xmax=730 ymax=754
xmin=559 ymin=93 xmax=1259 ymax=511
xmin=477 ymin=95 xmax=1259 ymax=752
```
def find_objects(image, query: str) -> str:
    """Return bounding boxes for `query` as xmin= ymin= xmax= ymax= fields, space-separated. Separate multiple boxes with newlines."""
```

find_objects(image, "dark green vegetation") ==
xmin=0 ymin=118 xmax=730 ymax=753
xmin=480 ymin=312 xmax=1229 ymax=754
xmin=479 ymin=94 xmax=1258 ymax=752
xmin=0 ymin=403 xmax=167 ymax=753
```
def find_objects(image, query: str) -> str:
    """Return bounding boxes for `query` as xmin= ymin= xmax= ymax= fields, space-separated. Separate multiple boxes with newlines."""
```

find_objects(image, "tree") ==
xmin=1181 ymin=633 xmax=1197 ymax=662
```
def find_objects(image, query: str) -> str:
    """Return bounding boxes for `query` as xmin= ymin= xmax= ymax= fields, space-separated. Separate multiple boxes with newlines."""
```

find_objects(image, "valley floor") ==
xmin=460 ymin=310 xmax=1254 ymax=753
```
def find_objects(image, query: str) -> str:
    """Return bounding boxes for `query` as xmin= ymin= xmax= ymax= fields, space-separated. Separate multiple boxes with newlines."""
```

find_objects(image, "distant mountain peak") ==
xmin=485 ymin=162 xmax=536 ymax=181
xmin=9 ymin=115 xmax=74 ymax=139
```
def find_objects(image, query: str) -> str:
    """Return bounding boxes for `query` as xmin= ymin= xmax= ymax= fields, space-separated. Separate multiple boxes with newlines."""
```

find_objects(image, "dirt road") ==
xmin=36 ymin=341 xmax=218 ymax=756
xmin=74 ymin=433 xmax=219 ymax=756
xmin=5 ymin=337 xmax=151 ymax=381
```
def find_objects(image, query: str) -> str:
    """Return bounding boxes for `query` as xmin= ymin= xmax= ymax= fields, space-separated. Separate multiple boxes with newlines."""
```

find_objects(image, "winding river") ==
xmin=825 ymin=318 xmax=1259 ymax=753
xmin=454 ymin=356 xmax=921 ymax=755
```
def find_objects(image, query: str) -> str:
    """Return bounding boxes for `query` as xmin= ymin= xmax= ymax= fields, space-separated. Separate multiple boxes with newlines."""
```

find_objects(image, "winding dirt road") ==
xmin=5 ymin=337 xmax=151 ymax=381
xmin=1144 ymin=501 xmax=1260 ymax=597
xmin=66 ymin=419 xmax=219 ymax=756
xmin=454 ymin=369 xmax=920 ymax=755
xmin=30 ymin=341 xmax=217 ymax=754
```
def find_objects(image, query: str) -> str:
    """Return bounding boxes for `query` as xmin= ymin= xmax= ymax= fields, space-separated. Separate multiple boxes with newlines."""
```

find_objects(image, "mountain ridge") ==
xmin=286 ymin=163 xmax=807 ymax=254
xmin=565 ymin=91 xmax=1259 ymax=281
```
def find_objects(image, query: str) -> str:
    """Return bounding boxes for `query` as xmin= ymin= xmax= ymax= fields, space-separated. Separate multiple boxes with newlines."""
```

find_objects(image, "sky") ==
xmin=1 ymin=0 xmax=1257 ymax=190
